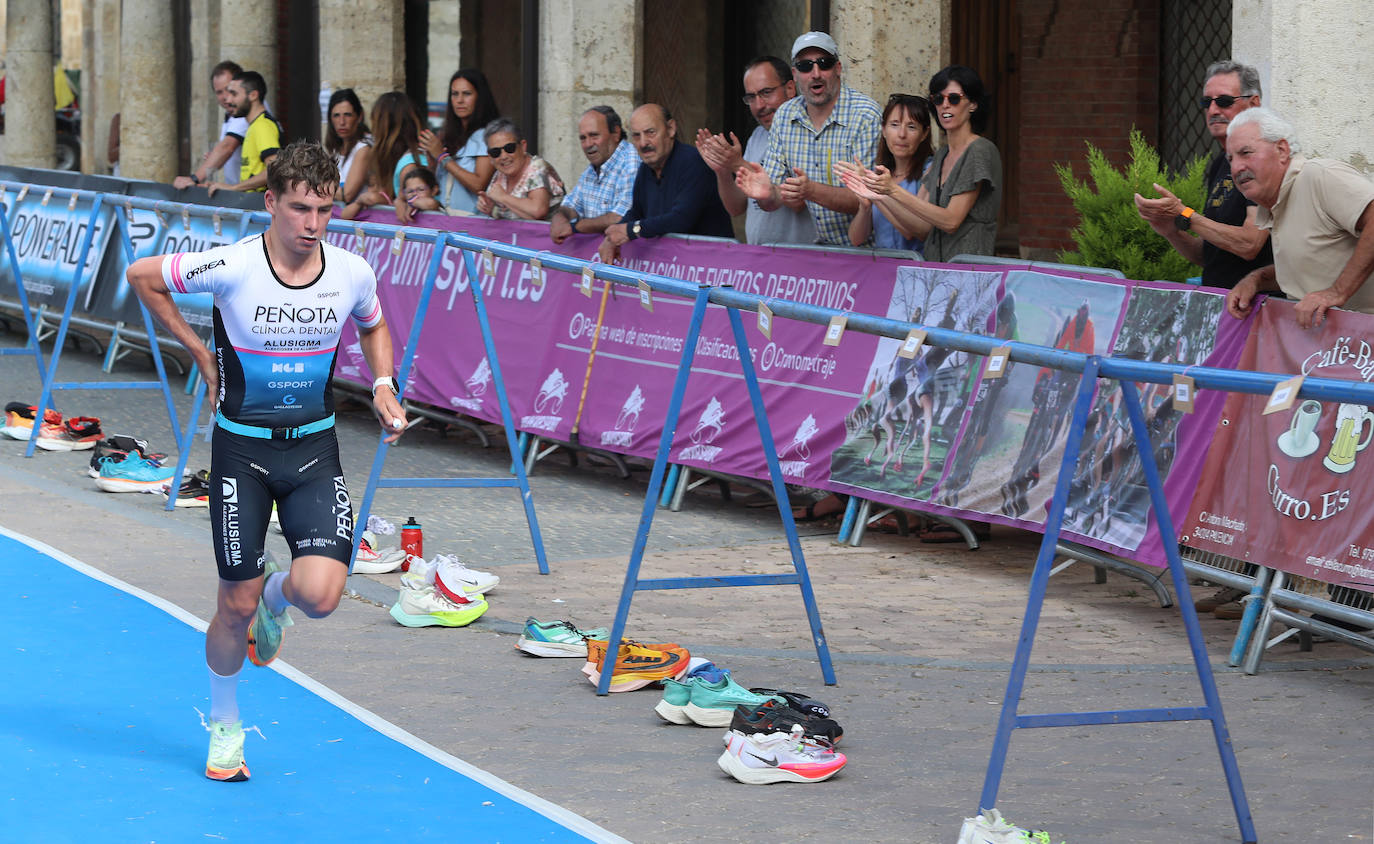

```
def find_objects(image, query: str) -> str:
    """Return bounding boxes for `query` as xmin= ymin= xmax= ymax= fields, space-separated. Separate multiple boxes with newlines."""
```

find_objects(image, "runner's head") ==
xmin=267 ymin=141 xmax=340 ymax=200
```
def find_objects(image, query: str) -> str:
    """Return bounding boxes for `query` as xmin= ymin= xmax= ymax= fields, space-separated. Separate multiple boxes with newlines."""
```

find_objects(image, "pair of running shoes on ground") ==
xmin=958 ymin=808 xmax=1068 ymax=843
xmin=1 ymin=401 xmax=103 ymax=451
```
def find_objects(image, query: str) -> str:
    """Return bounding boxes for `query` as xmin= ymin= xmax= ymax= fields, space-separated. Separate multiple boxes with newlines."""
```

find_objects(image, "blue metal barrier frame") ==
xmin=345 ymin=229 xmax=549 ymax=576
xmin=2 ymin=185 xmax=187 ymax=469
xmin=0 ymin=193 xmax=48 ymax=384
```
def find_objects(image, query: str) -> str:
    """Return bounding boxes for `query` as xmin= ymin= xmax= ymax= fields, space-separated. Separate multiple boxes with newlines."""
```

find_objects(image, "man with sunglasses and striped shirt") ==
xmin=736 ymin=31 xmax=881 ymax=246
xmin=1133 ymin=61 xmax=1273 ymax=289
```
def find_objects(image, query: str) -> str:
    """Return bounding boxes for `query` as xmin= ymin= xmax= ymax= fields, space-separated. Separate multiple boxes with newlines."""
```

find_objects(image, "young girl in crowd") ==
xmin=324 ymin=88 xmax=372 ymax=205
xmin=846 ymin=93 xmax=934 ymax=253
xmin=839 ymin=65 xmax=1002 ymax=262
xmin=343 ymin=91 xmax=428 ymax=223
xmin=400 ymin=166 xmax=445 ymax=215
xmin=420 ymin=68 xmax=501 ymax=214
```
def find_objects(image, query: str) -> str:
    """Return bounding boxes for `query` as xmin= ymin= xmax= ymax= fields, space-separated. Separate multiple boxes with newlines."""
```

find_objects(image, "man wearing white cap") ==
xmin=736 ymin=31 xmax=882 ymax=246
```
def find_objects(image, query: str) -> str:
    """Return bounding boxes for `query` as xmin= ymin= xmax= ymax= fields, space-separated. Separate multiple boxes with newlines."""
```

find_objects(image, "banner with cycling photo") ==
xmin=827 ymin=266 xmax=1002 ymax=502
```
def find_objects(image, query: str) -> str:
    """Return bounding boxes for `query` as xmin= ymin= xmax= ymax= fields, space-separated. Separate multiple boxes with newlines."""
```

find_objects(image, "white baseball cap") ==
xmin=790 ymin=31 xmax=840 ymax=61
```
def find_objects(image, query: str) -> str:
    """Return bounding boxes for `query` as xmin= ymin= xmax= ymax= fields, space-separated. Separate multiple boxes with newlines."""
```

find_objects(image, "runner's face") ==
xmin=267 ymin=182 xmax=336 ymax=258
xmin=212 ymin=72 xmax=235 ymax=115
xmin=330 ymin=102 xmax=360 ymax=140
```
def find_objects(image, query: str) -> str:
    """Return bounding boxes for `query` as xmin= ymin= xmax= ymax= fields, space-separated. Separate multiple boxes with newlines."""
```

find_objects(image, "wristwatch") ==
xmin=566 ymin=213 xmax=581 ymax=233
xmin=372 ymin=375 xmax=399 ymax=397
xmin=630 ymin=220 xmax=643 ymax=240
xmin=1174 ymin=206 xmax=1195 ymax=231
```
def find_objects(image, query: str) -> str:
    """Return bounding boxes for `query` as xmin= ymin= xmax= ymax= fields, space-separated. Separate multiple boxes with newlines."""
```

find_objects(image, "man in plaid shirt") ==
xmin=736 ymin=31 xmax=881 ymax=246
xmin=551 ymin=106 xmax=639 ymax=243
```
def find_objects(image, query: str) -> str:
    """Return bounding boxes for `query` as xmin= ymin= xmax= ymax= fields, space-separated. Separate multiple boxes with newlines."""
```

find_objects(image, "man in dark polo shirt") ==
xmin=597 ymin=103 xmax=734 ymax=264
xmin=1133 ymin=60 xmax=1273 ymax=289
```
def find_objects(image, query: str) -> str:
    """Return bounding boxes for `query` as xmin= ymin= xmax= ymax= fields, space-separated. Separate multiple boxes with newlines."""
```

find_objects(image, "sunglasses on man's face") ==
xmin=1199 ymin=95 xmax=1247 ymax=109
xmin=793 ymin=56 xmax=838 ymax=73
xmin=488 ymin=141 xmax=519 ymax=158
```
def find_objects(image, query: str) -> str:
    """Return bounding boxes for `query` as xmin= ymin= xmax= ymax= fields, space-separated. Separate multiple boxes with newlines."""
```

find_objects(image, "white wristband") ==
xmin=372 ymin=375 xmax=398 ymax=396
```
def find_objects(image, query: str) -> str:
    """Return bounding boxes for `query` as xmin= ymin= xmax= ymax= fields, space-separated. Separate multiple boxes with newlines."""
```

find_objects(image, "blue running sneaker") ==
xmin=94 ymin=452 xmax=177 ymax=493
xmin=247 ymin=554 xmax=292 ymax=666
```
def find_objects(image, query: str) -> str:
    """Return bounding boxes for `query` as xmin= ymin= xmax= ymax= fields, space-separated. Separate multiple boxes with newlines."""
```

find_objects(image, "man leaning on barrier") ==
xmin=596 ymin=103 xmax=734 ymax=264
xmin=1133 ymin=60 xmax=1273 ymax=289
xmin=1224 ymin=108 xmax=1374 ymax=328
xmin=173 ymin=60 xmax=251 ymax=191
xmin=550 ymin=106 xmax=638 ymax=244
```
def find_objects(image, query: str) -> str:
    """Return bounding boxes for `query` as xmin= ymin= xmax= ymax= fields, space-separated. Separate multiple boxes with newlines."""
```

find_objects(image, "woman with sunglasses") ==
xmin=420 ymin=68 xmax=501 ymax=214
xmin=839 ymin=65 xmax=1001 ymax=261
xmin=845 ymin=93 xmax=934 ymax=252
xmin=324 ymin=88 xmax=372 ymax=205
xmin=342 ymin=91 xmax=428 ymax=223
xmin=475 ymin=118 xmax=566 ymax=221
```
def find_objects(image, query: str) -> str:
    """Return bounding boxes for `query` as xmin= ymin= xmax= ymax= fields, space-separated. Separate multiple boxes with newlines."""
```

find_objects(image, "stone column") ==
xmin=220 ymin=0 xmax=277 ymax=98
xmin=3 ymin=0 xmax=57 ymax=169
xmin=428 ymin=0 xmax=461 ymax=110
xmin=319 ymin=0 xmax=405 ymax=122
xmin=119 ymin=1 xmax=177 ymax=182
xmin=538 ymin=0 xmax=641 ymax=190
xmin=188 ymin=0 xmax=224 ymax=175
xmin=1234 ymin=0 xmax=1374 ymax=170
xmin=829 ymin=0 xmax=946 ymax=107
xmin=86 ymin=0 xmax=119 ymax=174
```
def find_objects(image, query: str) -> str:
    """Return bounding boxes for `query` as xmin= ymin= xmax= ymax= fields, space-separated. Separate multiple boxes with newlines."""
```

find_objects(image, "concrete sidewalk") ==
xmin=3 ymin=336 xmax=1372 ymax=843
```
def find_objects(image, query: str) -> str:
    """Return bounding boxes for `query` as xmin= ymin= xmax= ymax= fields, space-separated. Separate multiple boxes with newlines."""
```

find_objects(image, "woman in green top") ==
xmin=838 ymin=65 xmax=1001 ymax=262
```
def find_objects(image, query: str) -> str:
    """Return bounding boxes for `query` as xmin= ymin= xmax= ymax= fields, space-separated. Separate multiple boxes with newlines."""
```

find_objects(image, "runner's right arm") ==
xmin=126 ymin=256 xmax=219 ymax=406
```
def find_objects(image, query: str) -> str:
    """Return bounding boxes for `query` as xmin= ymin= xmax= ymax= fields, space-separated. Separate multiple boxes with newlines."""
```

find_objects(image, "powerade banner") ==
xmin=0 ymin=187 xmax=115 ymax=312
xmin=94 ymin=204 xmax=259 ymax=342
xmin=1182 ymin=300 xmax=1374 ymax=589
xmin=329 ymin=208 xmax=1246 ymax=571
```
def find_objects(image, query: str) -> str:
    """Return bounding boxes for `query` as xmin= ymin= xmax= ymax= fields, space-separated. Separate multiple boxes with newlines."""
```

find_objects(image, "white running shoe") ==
xmin=352 ymin=531 xmax=406 ymax=574
xmin=716 ymin=725 xmax=846 ymax=785
xmin=433 ymin=553 xmax=500 ymax=601
xmin=957 ymin=808 xmax=1066 ymax=844
xmin=399 ymin=554 xmax=436 ymax=591
xmin=388 ymin=579 xmax=488 ymax=627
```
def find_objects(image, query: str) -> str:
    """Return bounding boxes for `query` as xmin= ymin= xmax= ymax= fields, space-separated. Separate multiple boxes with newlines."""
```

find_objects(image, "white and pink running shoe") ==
xmin=717 ymin=725 xmax=846 ymax=784
xmin=433 ymin=554 xmax=500 ymax=602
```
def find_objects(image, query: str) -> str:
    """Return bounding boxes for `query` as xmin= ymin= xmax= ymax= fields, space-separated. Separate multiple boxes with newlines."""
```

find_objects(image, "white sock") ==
xmin=263 ymin=570 xmax=290 ymax=616
xmin=209 ymin=665 xmax=241 ymax=724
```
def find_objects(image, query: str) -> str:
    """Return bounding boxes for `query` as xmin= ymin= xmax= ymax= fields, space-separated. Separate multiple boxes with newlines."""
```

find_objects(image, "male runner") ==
xmin=127 ymin=141 xmax=406 ymax=781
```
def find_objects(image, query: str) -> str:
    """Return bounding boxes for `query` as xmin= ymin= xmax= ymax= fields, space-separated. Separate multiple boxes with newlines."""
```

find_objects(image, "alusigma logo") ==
xmin=185 ymin=259 xmax=225 ymax=280
xmin=221 ymin=477 xmax=242 ymax=566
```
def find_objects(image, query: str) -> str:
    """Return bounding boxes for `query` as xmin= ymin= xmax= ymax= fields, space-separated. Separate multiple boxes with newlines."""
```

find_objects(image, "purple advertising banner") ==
xmin=328 ymin=208 xmax=1244 ymax=572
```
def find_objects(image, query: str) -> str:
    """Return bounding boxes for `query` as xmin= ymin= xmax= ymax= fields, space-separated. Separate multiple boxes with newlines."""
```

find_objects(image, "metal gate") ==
xmin=1159 ymin=0 xmax=1233 ymax=174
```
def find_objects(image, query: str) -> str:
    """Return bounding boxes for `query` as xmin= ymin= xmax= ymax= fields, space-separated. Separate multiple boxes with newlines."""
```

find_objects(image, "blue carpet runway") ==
xmin=0 ymin=527 xmax=627 ymax=844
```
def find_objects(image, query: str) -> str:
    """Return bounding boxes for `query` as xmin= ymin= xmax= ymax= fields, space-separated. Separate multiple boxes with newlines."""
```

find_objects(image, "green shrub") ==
xmin=1055 ymin=129 xmax=1208 ymax=282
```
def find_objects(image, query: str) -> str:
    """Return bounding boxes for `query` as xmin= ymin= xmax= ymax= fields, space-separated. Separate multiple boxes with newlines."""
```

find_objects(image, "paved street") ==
xmin=2 ymin=332 xmax=1372 ymax=843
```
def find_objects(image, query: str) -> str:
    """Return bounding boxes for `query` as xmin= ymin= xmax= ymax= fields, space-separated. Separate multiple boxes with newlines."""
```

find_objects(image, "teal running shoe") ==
xmin=205 ymin=719 xmax=250 ymax=782
xmin=653 ymin=678 xmax=697 ymax=724
xmin=684 ymin=676 xmax=782 ymax=727
xmin=515 ymin=618 xmax=609 ymax=658
xmin=93 ymin=452 xmax=177 ymax=493
xmin=247 ymin=553 xmax=292 ymax=666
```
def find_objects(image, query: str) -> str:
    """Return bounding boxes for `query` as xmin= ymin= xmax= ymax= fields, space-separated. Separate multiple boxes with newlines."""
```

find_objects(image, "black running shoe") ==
xmin=746 ymin=688 xmax=831 ymax=718
xmin=731 ymin=699 xmax=843 ymax=745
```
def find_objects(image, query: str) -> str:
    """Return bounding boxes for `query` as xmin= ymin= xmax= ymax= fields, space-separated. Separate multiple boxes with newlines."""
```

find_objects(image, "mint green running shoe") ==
xmin=515 ymin=618 xmax=610 ymax=657
xmin=247 ymin=553 xmax=292 ymax=667
xmin=205 ymin=719 xmax=250 ymax=781
xmin=653 ymin=678 xmax=696 ymax=724
xmin=683 ymin=676 xmax=782 ymax=727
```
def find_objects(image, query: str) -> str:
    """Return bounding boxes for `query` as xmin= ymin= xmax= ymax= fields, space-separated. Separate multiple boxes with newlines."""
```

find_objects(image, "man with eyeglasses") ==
xmin=696 ymin=56 xmax=817 ymax=245
xmin=551 ymin=106 xmax=639 ymax=244
xmin=735 ymin=32 xmax=881 ymax=246
xmin=1133 ymin=60 xmax=1273 ymax=289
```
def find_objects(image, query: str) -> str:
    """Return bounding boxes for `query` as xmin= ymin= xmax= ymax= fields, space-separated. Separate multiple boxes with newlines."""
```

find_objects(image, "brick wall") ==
xmin=1017 ymin=0 xmax=1159 ymax=256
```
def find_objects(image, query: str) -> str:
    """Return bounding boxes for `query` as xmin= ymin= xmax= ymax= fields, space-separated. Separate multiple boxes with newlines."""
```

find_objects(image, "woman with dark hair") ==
xmin=343 ymin=91 xmax=428 ymax=222
xmin=839 ymin=65 xmax=1001 ymax=261
xmin=474 ymin=118 xmax=565 ymax=221
xmin=843 ymin=93 xmax=934 ymax=252
xmin=419 ymin=68 xmax=501 ymax=214
xmin=324 ymin=88 xmax=372 ymax=204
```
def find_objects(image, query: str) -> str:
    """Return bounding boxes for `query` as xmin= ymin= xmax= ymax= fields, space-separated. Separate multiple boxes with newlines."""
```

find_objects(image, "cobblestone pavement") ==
xmin=3 ymin=334 xmax=1372 ymax=843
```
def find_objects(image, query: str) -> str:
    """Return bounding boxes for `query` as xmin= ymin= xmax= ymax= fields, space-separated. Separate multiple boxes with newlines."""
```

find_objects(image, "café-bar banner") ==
xmin=1182 ymin=300 xmax=1374 ymax=589
xmin=330 ymin=209 xmax=1246 ymax=571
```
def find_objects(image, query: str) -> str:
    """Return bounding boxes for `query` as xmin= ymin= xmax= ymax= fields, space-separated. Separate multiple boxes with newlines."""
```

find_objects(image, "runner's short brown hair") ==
xmin=266 ymin=141 xmax=339 ymax=198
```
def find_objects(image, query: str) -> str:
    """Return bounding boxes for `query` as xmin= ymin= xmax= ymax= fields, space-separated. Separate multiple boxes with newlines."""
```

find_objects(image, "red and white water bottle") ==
xmin=400 ymin=516 xmax=423 ymax=571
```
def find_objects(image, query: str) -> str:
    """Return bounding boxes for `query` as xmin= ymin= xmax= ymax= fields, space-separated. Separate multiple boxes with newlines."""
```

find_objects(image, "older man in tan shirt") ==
xmin=1225 ymin=107 xmax=1374 ymax=328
